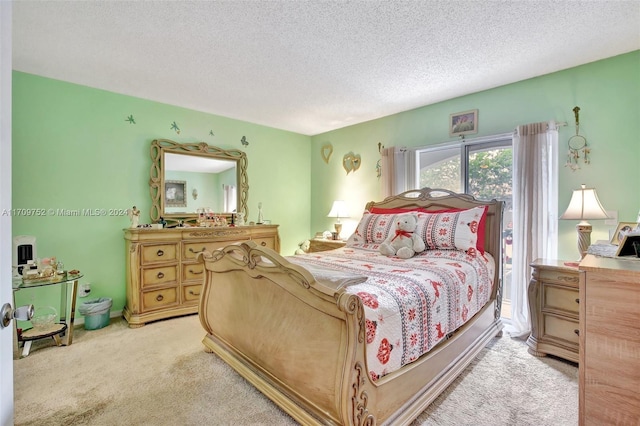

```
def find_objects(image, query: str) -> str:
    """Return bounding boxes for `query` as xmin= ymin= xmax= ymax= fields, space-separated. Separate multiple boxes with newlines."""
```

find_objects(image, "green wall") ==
xmin=11 ymin=51 xmax=640 ymax=319
xmin=11 ymin=72 xmax=311 ymax=317
xmin=310 ymin=51 xmax=640 ymax=261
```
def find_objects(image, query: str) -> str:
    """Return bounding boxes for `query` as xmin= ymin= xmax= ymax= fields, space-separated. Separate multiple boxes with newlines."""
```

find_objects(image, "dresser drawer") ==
xmin=252 ymin=237 xmax=275 ymax=249
xmin=142 ymin=265 xmax=178 ymax=287
xmin=142 ymin=287 xmax=178 ymax=311
xmin=543 ymin=314 xmax=579 ymax=345
xmin=182 ymin=262 xmax=205 ymax=282
xmin=182 ymin=284 xmax=202 ymax=303
xmin=141 ymin=243 xmax=178 ymax=264
xmin=183 ymin=241 xmax=234 ymax=260
xmin=543 ymin=284 xmax=579 ymax=315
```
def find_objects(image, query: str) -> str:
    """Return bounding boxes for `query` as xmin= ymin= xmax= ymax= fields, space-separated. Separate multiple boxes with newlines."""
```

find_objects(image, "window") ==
xmin=411 ymin=134 xmax=513 ymax=318
xmin=223 ymin=184 xmax=237 ymax=213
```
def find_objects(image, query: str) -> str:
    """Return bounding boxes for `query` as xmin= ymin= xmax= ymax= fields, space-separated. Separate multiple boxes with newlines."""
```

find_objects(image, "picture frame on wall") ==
xmin=610 ymin=221 xmax=640 ymax=245
xmin=449 ymin=109 xmax=478 ymax=137
xmin=165 ymin=180 xmax=187 ymax=207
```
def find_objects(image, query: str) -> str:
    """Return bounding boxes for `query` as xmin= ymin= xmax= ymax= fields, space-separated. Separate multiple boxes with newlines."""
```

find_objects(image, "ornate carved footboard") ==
xmin=199 ymin=189 xmax=504 ymax=425
xmin=199 ymin=242 xmax=371 ymax=424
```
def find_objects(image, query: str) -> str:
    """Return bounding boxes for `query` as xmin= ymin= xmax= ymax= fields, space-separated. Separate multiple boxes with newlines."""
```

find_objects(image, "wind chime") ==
xmin=565 ymin=106 xmax=590 ymax=171
xmin=376 ymin=142 xmax=384 ymax=178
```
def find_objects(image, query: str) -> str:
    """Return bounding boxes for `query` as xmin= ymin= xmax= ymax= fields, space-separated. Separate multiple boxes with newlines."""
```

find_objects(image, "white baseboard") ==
xmin=74 ymin=309 xmax=122 ymax=327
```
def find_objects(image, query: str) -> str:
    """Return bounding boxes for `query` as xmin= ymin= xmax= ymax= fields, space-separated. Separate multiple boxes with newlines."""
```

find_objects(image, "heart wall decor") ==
xmin=343 ymin=152 xmax=362 ymax=174
xmin=321 ymin=143 xmax=333 ymax=164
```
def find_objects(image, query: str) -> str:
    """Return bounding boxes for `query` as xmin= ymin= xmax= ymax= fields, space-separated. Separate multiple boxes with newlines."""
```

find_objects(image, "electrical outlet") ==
xmin=78 ymin=283 xmax=91 ymax=298
xmin=604 ymin=210 xmax=618 ymax=226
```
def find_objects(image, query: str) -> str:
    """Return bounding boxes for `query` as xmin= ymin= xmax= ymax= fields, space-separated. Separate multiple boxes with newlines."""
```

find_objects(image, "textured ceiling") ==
xmin=12 ymin=1 xmax=640 ymax=136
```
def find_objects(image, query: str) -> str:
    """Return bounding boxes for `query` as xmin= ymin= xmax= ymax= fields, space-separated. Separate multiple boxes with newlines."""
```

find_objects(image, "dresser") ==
xmin=526 ymin=258 xmax=580 ymax=363
xmin=578 ymin=255 xmax=640 ymax=425
xmin=124 ymin=225 xmax=280 ymax=327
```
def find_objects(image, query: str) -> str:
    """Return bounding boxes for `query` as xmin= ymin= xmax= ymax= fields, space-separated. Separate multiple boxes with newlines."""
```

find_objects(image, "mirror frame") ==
xmin=149 ymin=139 xmax=248 ymax=226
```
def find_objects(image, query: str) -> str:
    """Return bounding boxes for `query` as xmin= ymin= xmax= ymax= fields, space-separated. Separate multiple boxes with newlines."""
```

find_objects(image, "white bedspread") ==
xmin=288 ymin=246 xmax=495 ymax=381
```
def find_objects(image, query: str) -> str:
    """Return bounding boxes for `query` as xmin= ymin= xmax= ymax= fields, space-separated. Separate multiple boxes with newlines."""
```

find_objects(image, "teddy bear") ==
xmin=379 ymin=213 xmax=425 ymax=259
xmin=235 ymin=212 xmax=245 ymax=226
xmin=295 ymin=239 xmax=311 ymax=255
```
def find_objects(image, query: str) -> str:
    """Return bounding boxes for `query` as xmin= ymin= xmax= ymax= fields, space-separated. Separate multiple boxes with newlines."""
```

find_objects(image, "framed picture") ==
xmin=449 ymin=109 xmax=478 ymax=137
xmin=615 ymin=234 xmax=640 ymax=257
xmin=165 ymin=180 xmax=186 ymax=207
xmin=610 ymin=221 xmax=640 ymax=245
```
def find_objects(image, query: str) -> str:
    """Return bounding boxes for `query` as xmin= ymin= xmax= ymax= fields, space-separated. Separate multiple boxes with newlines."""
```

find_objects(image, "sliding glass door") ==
xmin=414 ymin=135 xmax=513 ymax=318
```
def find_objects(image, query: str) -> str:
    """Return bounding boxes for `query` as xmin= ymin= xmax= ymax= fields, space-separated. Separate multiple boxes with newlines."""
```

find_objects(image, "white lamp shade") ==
xmin=327 ymin=200 xmax=349 ymax=218
xmin=560 ymin=184 xmax=609 ymax=220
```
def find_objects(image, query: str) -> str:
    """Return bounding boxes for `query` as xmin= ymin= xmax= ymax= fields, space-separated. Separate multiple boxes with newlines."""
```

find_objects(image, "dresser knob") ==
xmin=574 ymin=329 xmax=579 ymax=336
xmin=261 ymin=241 xmax=267 ymax=246
xmin=189 ymin=290 xmax=200 ymax=296
xmin=575 ymin=298 xmax=580 ymax=304
xmin=156 ymin=294 xmax=164 ymax=302
xmin=157 ymin=272 xmax=164 ymax=279
xmin=157 ymin=249 xmax=164 ymax=257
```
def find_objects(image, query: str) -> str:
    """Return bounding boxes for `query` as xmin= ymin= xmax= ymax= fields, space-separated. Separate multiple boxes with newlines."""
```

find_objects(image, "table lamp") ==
xmin=327 ymin=200 xmax=349 ymax=239
xmin=560 ymin=184 xmax=609 ymax=260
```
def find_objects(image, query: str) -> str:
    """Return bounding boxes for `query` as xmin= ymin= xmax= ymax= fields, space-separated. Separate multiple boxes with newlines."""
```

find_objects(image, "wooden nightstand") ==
xmin=526 ymin=258 xmax=580 ymax=363
xmin=308 ymin=238 xmax=346 ymax=253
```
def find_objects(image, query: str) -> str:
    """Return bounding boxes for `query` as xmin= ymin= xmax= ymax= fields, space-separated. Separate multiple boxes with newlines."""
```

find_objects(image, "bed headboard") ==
xmin=364 ymin=188 xmax=504 ymax=267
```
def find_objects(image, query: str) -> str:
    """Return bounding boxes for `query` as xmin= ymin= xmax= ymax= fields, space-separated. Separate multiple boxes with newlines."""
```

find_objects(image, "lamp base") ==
xmin=576 ymin=221 xmax=592 ymax=260
xmin=334 ymin=223 xmax=343 ymax=240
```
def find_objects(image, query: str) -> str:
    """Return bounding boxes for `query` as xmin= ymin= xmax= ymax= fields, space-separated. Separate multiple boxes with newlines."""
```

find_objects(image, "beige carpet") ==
xmin=14 ymin=315 xmax=578 ymax=425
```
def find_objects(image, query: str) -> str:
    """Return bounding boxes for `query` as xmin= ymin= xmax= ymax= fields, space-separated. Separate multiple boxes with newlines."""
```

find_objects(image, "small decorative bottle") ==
xmin=257 ymin=202 xmax=264 ymax=224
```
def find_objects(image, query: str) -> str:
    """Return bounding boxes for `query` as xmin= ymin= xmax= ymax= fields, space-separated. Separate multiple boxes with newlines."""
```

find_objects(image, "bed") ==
xmin=198 ymin=188 xmax=504 ymax=425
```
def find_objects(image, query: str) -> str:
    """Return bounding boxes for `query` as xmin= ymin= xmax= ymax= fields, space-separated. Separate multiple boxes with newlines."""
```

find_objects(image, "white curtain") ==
xmin=508 ymin=121 xmax=559 ymax=336
xmin=223 ymin=184 xmax=236 ymax=213
xmin=381 ymin=147 xmax=407 ymax=198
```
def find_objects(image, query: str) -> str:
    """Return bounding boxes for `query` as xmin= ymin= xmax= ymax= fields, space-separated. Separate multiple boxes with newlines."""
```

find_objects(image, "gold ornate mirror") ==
xmin=149 ymin=139 xmax=248 ymax=226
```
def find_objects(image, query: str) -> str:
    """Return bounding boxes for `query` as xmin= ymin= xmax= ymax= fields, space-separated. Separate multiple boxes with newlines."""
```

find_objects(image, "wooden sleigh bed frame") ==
xmin=198 ymin=188 xmax=504 ymax=425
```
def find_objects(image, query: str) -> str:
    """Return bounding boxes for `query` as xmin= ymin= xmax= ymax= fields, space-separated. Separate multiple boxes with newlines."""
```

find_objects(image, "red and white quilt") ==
xmin=288 ymin=246 xmax=495 ymax=381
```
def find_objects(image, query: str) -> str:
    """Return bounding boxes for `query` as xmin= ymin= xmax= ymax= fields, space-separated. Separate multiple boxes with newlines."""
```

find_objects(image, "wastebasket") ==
xmin=79 ymin=297 xmax=112 ymax=330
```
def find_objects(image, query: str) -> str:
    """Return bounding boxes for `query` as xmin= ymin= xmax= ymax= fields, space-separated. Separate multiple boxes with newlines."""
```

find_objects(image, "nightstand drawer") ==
xmin=543 ymin=314 xmax=579 ymax=345
xmin=308 ymin=239 xmax=346 ymax=253
xmin=543 ymin=284 xmax=579 ymax=315
xmin=538 ymin=268 xmax=579 ymax=286
xmin=527 ymin=259 xmax=580 ymax=363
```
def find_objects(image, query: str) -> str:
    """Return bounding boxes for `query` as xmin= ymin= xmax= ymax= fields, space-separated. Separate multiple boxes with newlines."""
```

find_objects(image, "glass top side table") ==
xmin=12 ymin=272 xmax=83 ymax=357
